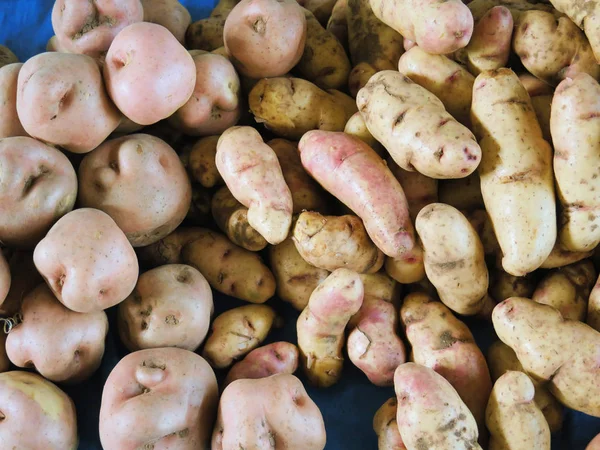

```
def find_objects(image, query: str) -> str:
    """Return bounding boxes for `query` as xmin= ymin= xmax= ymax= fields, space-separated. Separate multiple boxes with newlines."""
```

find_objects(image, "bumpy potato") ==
xmin=465 ymin=6 xmax=513 ymax=75
xmin=141 ymin=0 xmax=191 ymax=44
xmin=186 ymin=0 xmax=239 ymax=51
xmin=489 ymin=269 xmax=536 ymax=303
xmin=384 ymin=246 xmax=426 ymax=284
xmin=0 ymin=63 xmax=27 ymax=138
xmin=373 ymin=398 xmax=406 ymax=450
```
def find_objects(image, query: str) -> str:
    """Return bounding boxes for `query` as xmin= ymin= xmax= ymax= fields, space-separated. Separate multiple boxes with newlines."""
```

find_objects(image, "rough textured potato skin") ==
xmin=141 ymin=0 xmax=191 ymax=44
xmin=180 ymin=135 xmax=223 ymax=188
xmin=357 ymin=70 xmax=482 ymax=179
xmin=202 ymin=304 xmax=277 ymax=369
xmin=186 ymin=0 xmax=239 ymax=51
xmin=551 ymin=74 xmax=600 ymax=252
xmin=0 ymin=63 xmax=27 ymax=138
xmin=136 ymin=227 xmax=209 ymax=267
xmin=297 ymin=269 xmax=364 ymax=387
xmin=465 ymin=6 xmax=513 ymax=75
xmin=384 ymin=247 xmax=426 ymax=284
xmin=438 ymin=173 xmax=485 ymax=212
xmin=489 ymin=269 xmax=536 ymax=303
xmin=471 ymin=69 xmax=556 ymax=276
xmin=373 ymin=398 xmax=406 ymax=450
xmin=327 ymin=0 xmax=349 ymax=52
xmin=394 ymin=363 xmax=481 ymax=450
xmin=486 ymin=371 xmax=551 ymax=450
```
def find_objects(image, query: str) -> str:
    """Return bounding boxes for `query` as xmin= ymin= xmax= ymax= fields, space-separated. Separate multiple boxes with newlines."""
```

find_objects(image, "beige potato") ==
xmin=438 ymin=172 xmax=485 ymax=212
xmin=388 ymin=158 xmax=438 ymax=220
xmin=326 ymin=0 xmax=349 ymax=51
xmin=373 ymin=398 xmax=406 ymax=450
xmin=343 ymin=111 xmax=386 ymax=156
xmin=0 ymin=45 xmax=18 ymax=68
xmin=0 ymin=251 xmax=41 ymax=316
xmin=180 ymin=135 xmax=223 ymax=188
xmin=384 ymin=247 xmax=426 ymax=284
xmin=467 ymin=0 xmax=557 ymax=22
xmin=186 ymin=0 xmax=240 ymax=50
xmin=541 ymin=239 xmax=594 ymax=269
xmin=489 ymin=269 xmax=536 ymax=303
xmin=141 ymin=0 xmax=191 ymax=44
xmin=0 ymin=63 xmax=27 ymax=138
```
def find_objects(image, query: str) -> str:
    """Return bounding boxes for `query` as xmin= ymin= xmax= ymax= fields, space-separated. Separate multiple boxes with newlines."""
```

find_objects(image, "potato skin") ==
xmin=186 ymin=0 xmax=239 ymax=51
xmin=471 ymin=68 xmax=556 ymax=276
xmin=344 ymin=111 xmax=385 ymax=156
xmin=141 ymin=0 xmax=191 ymax=44
xmin=297 ymin=0 xmax=337 ymax=24
xmin=212 ymin=374 xmax=326 ymax=450
xmin=373 ymin=398 xmax=406 ymax=450
xmin=589 ymin=434 xmax=600 ymax=450
xmin=99 ymin=348 xmax=218 ymax=450
xmin=181 ymin=135 xmax=223 ymax=188
xmin=326 ymin=0 xmax=349 ymax=51
xmin=384 ymin=247 xmax=426 ymax=284
xmin=0 ymin=63 xmax=27 ymax=138
xmin=489 ymin=269 xmax=536 ymax=303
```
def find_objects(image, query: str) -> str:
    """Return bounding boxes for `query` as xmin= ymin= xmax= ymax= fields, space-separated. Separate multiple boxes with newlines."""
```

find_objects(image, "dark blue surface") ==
xmin=0 ymin=1 xmax=599 ymax=449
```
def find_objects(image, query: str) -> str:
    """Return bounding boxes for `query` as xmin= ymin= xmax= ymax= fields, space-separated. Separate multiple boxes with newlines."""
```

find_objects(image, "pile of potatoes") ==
xmin=1 ymin=0 xmax=600 ymax=448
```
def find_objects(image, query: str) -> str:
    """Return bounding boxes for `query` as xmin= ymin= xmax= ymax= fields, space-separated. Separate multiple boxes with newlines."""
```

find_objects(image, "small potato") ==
xmin=118 ymin=264 xmax=213 ymax=352
xmin=0 ymin=63 xmax=27 ymax=138
xmin=186 ymin=0 xmax=239 ymax=51
xmin=78 ymin=134 xmax=192 ymax=247
xmin=6 ymin=284 xmax=108 ymax=383
xmin=384 ymin=247 xmax=426 ymax=284
xmin=33 ymin=208 xmax=139 ymax=313
xmin=438 ymin=172 xmax=485 ymax=212
xmin=297 ymin=0 xmax=337 ymax=24
xmin=141 ymin=0 xmax=191 ymax=44
xmin=0 ymin=251 xmax=42 ymax=316
xmin=269 ymin=237 xmax=330 ymax=310
xmin=373 ymin=398 xmax=406 ymax=450
xmin=387 ymin=159 xmax=438 ymax=220
xmin=0 ymin=45 xmax=18 ymax=68
xmin=103 ymin=22 xmax=196 ymax=125
xmin=0 ymin=137 xmax=77 ymax=248
xmin=343 ymin=111 xmax=386 ymax=156
xmin=489 ymin=269 xmax=536 ymax=303
xmin=216 ymin=127 xmax=293 ymax=245
xmin=0 ymin=371 xmax=78 ymax=449
xmin=202 ymin=304 xmax=277 ymax=369
xmin=297 ymin=268 xmax=364 ymax=387
xmin=541 ymin=239 xmax=594 ymax=269
xmin=181 ymin=135 xmax=223 ymax=188
xmin=224 ymin=0 xmax=307 ymax=78
xmin=186 ymin=183 xmax=212 ymax=225
xmin=224 ymin=341 xmax=299 ymax=387
xmin=326 ymin=0 xmax=349 ymax=51
xmin=212 ymin=374 xmax=326 ymax=450
xmin=100 ymin=348 xmax=218 ymax=450
xmin=17 ymin=52 xmax=121 ymax=153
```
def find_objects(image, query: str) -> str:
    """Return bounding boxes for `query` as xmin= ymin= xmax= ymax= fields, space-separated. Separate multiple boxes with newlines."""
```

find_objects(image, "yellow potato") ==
xmin=343 ymin=111 xmax=386 ymax=156
xmin=180 ymin=136 xmax=223 ymax=188
xmin=388 ymin=158 xmax=438 ymax=221
xmin=186 ymin=0 xmax=239 ymax=51
xmin=373 ymin=398 xmax=406 ymax=450
xmin=384 ymin=248 xmax=426 ymax=284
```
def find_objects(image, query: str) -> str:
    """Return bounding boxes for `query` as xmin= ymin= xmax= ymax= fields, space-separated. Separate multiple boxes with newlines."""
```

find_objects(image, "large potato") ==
xmin=0 ymin=251 xmax=41 ymax=316
xmin=33 ymin=208 xmax=138 ymax=313
xmin=118 ymin=264 xmax=213 ymax=352
xmin=141 ymin=0 xmax=191 ymax=44
xmin=343 ymin=111 xmax=386 ymax=156
xmin=16 ymin=52 xmax=121 ymax=153
xmin=489 ymin=269 xmax=536 ymax=303
xmin=0 ymin=371 xmax=78 ymax=449
xmin=78 ymin=133 xmax=191 ymax=247
xmin=103 ymin=22 xmax=196 ymax=125
xmin=373 ymin=398 xmax=406 ymax=450
xmin=0 ymin=137 xmax=77 ymax=248
xmin=5 ymin=284 xmax=108 ymax=383
xmin=0 ymin=63 xmax=27 ymax=138
xmin=327 ymin=0 xmax=348 ymax=50
xmin=99 ymin=348 xmax=218 ymax=450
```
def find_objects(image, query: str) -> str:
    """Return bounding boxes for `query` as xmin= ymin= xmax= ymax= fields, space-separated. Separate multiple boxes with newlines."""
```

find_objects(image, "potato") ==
xmin=471 ymin=69 xmax=556 ymax=276
xmin=387 ymin=159 xmax=438 ymax=220
xmin=5 ymin=283 xmax=107 ymax=383
xmin=0 ymin=371 xmax=78 ymax=449
xmin=0 ymin=137 xmax=77 ymax=248
xmin=297 ymin=268 xmax=363 ymax=387
xmin=202 ymin=304 xmax=277 ymax=369
xmin=224 ymin=341 xmax=299 ymax=387
xmin=384 ymin=247 xmax=426 ymax=284
xmin=224 ymin=0 xmax=306 ymax=78
xmin=467 ymin=0 xmax=557 ymax=22
xmin=487 ymin=340 xmax=564 ymax=433
xmin=489 ymin=269 xmax=536 ymax=303
xmin=51 ymin=0 xmax=143 ymax=57
xmin=394 ymin=363 xmax=481 ymax=449
xmin=541 ymin=239 xmax=594 ymax=269
xmin=0 ymin=250 xmax=9 ymax=307
xmin=0 ymin=45 xmax=18 ymax=68
xmin=493 ymin=297 xmax=600 ymax=417
xmin=356 ymin=70 xmax=482 ymax=179
xmin=588 ymin=274 xmax=600 ymax=332
xmin=0 ymin=251 xmax=41 ymax=316
xmin=269 ymin=237 xmax=330 ymax=310
xmin=17 ymin=52 xmax=120 ymax=153
xmin=486 ymin=371 xmax=551 ymax=450
xmin=103 ymin=22 xmax=196 ymax=125
xmin=99 ymin=348 xmax=218 ymax=450
xmin=169 ymin=53 xmax=241 ymax=135
xmin=343 ymin=111 xmax=385 ymax=156
xmin=373 ymin=398 xmax=406 ymax=450
xmin=212 ymin=374 xmax=326 ymax=450
xmin=141 ymin=0 xmax=191 ymax=44
xmin=401 ymin=292 xmax=492 ymax=439
xmin=297 ymin=0 xmax=337 ymax=24
xmin=0 ymin=63 xmax=27 ymax=138
xmin=186 ymin=183 xmax=212 ymax=225
xmin=33 ymin=208 xmax=138 ymax=313
xmin=0 ymin=333 xmax=8 ymax=373
xmin=326 ymin=0 xmax=348 ymax=51
xmin=249 ymin=77 xmax=357 ymax=139
xmin=552 ymin=73 xmax=600 ymax=252
xmin=186 ymin=0 xmax=239 ymax=50
xmin=398 ymin=47 xmax=475 ymax=126
xmin=299 ymin=130 xmax=415 ymax=258
xmin=589 ymin=434 xmax=600 ymax=450
xmin=438 ymin=174 xmax=482 ymax=213
xmin=180 ymin=135 xmax=222 ymax=188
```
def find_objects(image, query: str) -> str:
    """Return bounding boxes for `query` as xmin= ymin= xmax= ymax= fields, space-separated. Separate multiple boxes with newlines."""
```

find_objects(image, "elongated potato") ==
xmin=326 ymin=0 xmax=348 ymax=50
xmin=438 ymin=172 xmax=484 ymax=212
xmin=357 ymin=70 xmax=482 ymax=179
xmin=531 ymin=94 xmax=553 ymax=142
xmin=186 ymin=0 xmax=239 ymax=51
xmin=181 ymin=136 xmax=223 ymax=188
xmin=540 ymin=239 xmax=594 ymax=269
xmin=489 ymin=269 xmax=536 ymax=303
xmin=551 ymin=73 xmax=600 ymax=252
xmin=136 ymin=227 xmax=209 ymax=267
xmin=297 ymin=269 xmax=364 ymax=387
xmin=471 ymin=68 xmax=556 ymax=276
xmin=373 ymin=398 xmax=406 ymax=450
xmin=297 ymin=0 xmax=336 ymax=24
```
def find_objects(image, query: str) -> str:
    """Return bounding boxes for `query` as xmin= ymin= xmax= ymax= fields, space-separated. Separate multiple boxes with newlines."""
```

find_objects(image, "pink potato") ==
xmin=33 ymin=208 xmax=139 ymax=313
xmin=0 ymin=63 xmax=27 ymax=138
xmin=78 ymin=134 xmax=192 ymax=247
xmin=0 ymin=136 xmax=77 ymax=248
xmin=223 ymin=0 xmax=307 ymax=78
xmin=118 ymin=264 xmax=213 ymax=352
xmin=299 ymin=130 xmax=415 ymax=258
xmin=100 ymin=347 xmax=218 ymax=450
xmin=141 ymin=0 xmax=191 ymax=44
xmin=0 ymin=371 xmax=78 ymax=449
xmin=16 ymin=52 xmax=121 ymax=153
xmin=5 ymin=284 xmax=108 ymax=384
xmin=465 ymin=6 xmax=513 ymax=75
xmin=103 ymin=22 xmax=196 ymax=125
xmin=169 ymin=52 xmax=241 ymax=136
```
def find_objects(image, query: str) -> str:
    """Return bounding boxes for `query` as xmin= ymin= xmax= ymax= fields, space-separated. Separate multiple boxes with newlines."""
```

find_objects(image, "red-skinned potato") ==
xmin=0 ymin=136 xmax=77 ymax=248
xmin=99 ymin=348 xmax=218 ymax=450
xmin=5 ymin=283 xmax=108 ymax=384
xmin=0 ymin=251 xmax=41 ymax=316
xmin=33 ymin=208 xmax=139 ymax=313
xmin=16 ymin=52 xmax=121 ymax=153
xmin=103 ymin=22 xmax=196 ymax=125
xmin=141 ymin=0 xmax=191 ymax=44
xmin=78 ymin=134 xmax=192 ymax=247
xmin=0 ymin=371 xmax=78 ymax=449
xmin=212 ymin=374 xmax=326 ymax=450
xmin=118 ymin=264 xmax=213 ymax=352
xmin=0 ymin=63 xmax=27 ymax=138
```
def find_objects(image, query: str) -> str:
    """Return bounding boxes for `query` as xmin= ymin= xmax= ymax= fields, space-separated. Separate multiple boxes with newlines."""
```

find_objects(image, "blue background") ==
xmin=0 ymin=1 xmax=599 ymax=448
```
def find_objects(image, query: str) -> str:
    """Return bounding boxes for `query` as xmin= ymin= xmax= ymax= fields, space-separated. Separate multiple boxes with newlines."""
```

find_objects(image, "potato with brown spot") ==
xmin=0 ymin=45 xmax=18 ymax=68
xmin=186 ymin=0 xmax=240 ymax=51
xmin=180 ymin=136 xmax=222 ymax=188
xmin=489 ymin=269 xmax=536 ymax=303
xmin=373 ymin=398 xmax=406 ymax=450
xmin=327 ymin=0 xmax=349 ymax=51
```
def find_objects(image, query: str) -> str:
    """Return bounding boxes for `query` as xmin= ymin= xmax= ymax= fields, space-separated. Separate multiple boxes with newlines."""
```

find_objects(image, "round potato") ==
xmin=16 ymin=52 xmax=121 ymax=153
xmin=0 ymin=63 xmax=27 ymax=138
xmin=141 ymin=0 xmax=191 ymax=44
xmin=0 ymin=371 xmax=78 ymax=449
xmin=78 ymin=133 xmax=192 ymax=247
xmin=181 ymin=135 xmax=223 ymax=188
xmin=103 ymin=22 xmax=196 ymax=125
xmin=33 ymin=208 xmax=139 ymax=313
xmin=100 ymin=348 xmax=218 ymax=450
xmin=0 ymin=137 xmax=77 ymax=248
xmin=6 ymin=283 xmax=108 ymax=383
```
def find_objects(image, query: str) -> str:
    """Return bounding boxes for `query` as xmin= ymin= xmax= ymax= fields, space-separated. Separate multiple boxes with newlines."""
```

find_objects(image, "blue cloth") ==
xmin=0 ymin=1 xmax=599 ymax=449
